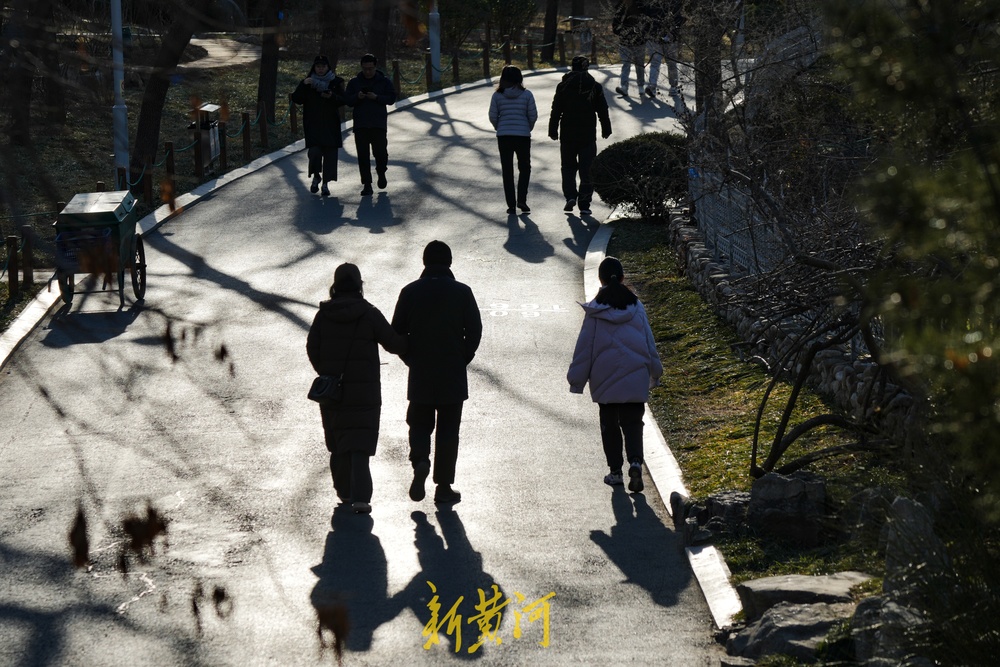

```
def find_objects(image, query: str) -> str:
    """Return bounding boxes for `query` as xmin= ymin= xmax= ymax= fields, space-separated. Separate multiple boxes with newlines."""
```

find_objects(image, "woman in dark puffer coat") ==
xmin=307 ymin=263 xmax=407 ymax=514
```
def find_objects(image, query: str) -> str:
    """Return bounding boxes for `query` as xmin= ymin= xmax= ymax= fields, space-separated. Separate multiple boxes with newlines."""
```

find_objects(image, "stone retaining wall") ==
xmin=666 ymin=213 xmax=922 ymax=449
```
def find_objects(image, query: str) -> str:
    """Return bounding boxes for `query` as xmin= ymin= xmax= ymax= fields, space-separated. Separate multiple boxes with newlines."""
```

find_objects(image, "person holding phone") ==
xmin=345 ymin=54 xmax=397 ymax=197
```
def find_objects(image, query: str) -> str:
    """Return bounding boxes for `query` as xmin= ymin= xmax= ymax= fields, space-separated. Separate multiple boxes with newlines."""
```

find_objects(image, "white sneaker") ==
xmin=604 ymin=471 xmax=624 ymax=486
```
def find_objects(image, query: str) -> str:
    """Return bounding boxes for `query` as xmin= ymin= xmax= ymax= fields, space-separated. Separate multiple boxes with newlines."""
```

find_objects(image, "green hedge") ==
xmin=591 ymin=131 xmax=689 ymax=219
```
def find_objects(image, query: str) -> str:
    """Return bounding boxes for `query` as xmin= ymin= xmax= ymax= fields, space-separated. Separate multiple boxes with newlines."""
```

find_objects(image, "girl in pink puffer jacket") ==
xmin=568 ymin=257 xmax=663 ymax=492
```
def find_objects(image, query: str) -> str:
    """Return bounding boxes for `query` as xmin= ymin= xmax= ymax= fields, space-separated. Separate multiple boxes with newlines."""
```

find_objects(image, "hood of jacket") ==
xmin=502 ymin=86 xmax=526 ymax=99
xmin=560 ymin=70 xmax=597 ymax=91
xmin=581 ymin=300 xmax=638 ymax=323
xmin=316 ymin=295 xmax=370 ymax=323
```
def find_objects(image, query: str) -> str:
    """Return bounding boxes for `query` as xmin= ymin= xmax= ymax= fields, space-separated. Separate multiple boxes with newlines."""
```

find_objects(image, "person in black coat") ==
xmin=307 ymin=263 xmax=407 ymax=514
xmin=548 ymin=56 xmax=613 ymax=216
xmin=291 ymin=55 xmax=347 ymax=197
xmin=345 ymin=54 xmax=398 ymax=196
xmin=391 ymin=241 xmax=483 ymax=505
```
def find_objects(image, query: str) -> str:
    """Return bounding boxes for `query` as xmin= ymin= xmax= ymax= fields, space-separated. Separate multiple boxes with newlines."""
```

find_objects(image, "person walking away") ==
xmin=548 ymin=55 xmax=612 ymax=216
xmin=291 ymin=55 xmax=347 ymax=197
xmin=488 ymin=65 xmax=538 ymax=214
xmin=644 ymin=0 xmax=685 ymax=98
xmin=307 ymin=263 xmax=407 ymax=514
xmin=391 ymin=241 xmax=483 ymax=505
xmin=567 ymin=257 xmax=663 ymax=493
xmin=612 ymin=0 xmax=651 ymax=98
xmin=345 ymin=54 xmax=397 ymax=196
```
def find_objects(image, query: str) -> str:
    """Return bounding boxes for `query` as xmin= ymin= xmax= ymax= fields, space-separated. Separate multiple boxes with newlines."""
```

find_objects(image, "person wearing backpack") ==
xmin=567 ymin=257 xmax=663 ymax=493
xmin=548 ymin=55 xmax=613 ymax=216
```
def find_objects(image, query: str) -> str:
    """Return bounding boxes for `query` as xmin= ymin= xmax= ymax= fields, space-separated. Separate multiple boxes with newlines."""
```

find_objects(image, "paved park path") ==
xmin=0 ymin=67 xmax=728 ymax=665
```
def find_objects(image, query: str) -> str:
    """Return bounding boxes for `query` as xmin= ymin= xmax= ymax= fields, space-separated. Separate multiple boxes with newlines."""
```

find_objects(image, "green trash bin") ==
xmin=54 ymin=190 xmax=146 ymax=307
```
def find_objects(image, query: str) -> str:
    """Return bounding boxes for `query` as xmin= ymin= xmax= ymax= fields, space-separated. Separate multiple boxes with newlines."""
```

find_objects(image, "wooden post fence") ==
xmin=5 ymin=236 xmax=18 ymax=301
xmin=117 ymin=167 xmax=126 ymax=191
xmin=482 ymin=42 xmax=490 ymax=78
xmin=218 ymin=121 xmax=228 ymax=171
xmin=452 ymin=53 xmax=460 ymax=86
xmin=527 ymin=41 xmax=534 ymax=69
xmin=164 ymin=141 xmax=176 ymax=207
xmin=242 ymin=112 xmax=252 ymax=162
xmin=289 ymin=93 xmax=298 ymax=135
xmin=558 ymin=33 xmax=566 ymax=67
xmin=20 ymin=225 xmax=33 ymax=286
xmin=503 ymin=35 xmax=511 ymax=65
xmin=194 ymin=129 xmax=205 ymax=181
xmin=392 ymin=59 xmax=401 ymax=97
xmin=424 ymin=50 xmax=433 ymax=90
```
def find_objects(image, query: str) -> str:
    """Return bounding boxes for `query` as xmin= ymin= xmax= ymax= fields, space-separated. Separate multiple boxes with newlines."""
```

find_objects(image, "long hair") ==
xmin=594 ymin=257 xmax=638 ymax=310
xmin=496 ymin=65 xmax=525 ymax=92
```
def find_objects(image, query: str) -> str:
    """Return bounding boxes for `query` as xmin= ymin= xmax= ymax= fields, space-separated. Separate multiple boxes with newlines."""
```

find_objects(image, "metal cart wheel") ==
xmin=130 ymin=234 xmax=146 ymax=300
xmin=57 ymin=271 xmax=75 ymax=304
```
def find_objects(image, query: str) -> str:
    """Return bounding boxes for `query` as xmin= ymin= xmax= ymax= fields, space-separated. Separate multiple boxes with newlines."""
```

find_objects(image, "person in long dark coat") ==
xmin=390 ymin=241 xmax=482 ymax=505
xmin=307 ymin=263 xmax=407 ymax=514
xmin=291 ymin=55 xmax=346 ymax=197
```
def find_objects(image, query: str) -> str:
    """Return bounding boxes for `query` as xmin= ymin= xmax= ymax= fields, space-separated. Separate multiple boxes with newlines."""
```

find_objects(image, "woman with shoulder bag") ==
xmin=307 ymin=263 xmax=407 ymax=514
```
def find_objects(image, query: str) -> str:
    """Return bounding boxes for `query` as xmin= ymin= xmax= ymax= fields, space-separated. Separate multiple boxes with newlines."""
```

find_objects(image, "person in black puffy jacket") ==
xmin=307 ymin=263 xmax=407 ymax=514
xmin=548 ymin=56 xmax=613 ymax=216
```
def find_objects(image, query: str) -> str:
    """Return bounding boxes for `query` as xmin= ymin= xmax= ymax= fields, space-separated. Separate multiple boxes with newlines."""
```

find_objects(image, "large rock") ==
xmin=852 ymin=595 xmax=934 ymax=667
xmin=746 ymin=472 xmax=827 ymax=547
xmin=727 ymin=601 xmax=855 ymax=662
xmin=883 ymin=497 xmax=951 ymax=601
xmin=737 ymin=571 xmax=874 ymax=622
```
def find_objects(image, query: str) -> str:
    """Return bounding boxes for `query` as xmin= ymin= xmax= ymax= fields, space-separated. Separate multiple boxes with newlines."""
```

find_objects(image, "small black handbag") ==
xmin=308 ymin=317 xmax=360 ymax=406
xmin=308 ymin=374 xmax=343 ymax=405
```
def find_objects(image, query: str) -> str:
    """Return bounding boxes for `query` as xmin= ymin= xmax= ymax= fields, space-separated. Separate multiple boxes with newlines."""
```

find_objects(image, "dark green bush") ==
xmin=591 ymin=131 xmax=689 ymax=219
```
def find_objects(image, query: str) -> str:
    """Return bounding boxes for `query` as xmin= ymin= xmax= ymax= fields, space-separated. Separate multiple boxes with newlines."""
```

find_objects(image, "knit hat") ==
xmin=314 ymin=55 xmax=331 ymax=68
xmin=423 ymin=240 xmax=452 ymax=267
xmin=571 ymin=55 xmax=590 ymax=72
xmin=332 ymin=263 xmax=362 ymax=294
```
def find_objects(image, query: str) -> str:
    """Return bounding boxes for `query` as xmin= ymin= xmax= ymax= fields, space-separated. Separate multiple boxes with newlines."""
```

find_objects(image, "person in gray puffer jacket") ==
xmin=567 ymin=257 xmax=663 ymax=494
xmin=488 ymin=65 xmax=538 ymax=214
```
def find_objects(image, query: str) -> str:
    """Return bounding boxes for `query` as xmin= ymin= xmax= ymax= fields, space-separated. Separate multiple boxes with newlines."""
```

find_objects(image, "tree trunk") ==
xmin=3 ymin=0 xmax=53 ymax=146
xmin=320 ymin=0 xmax=342 ymax=70
xmin=368 ymin=0 xmax=392 ymax=69
xmin=542 ymin=0 xmax=558 ymax=62
xmin=41 ymin=3 xmax=65 ymax=124
xmin=130 ymin=12 xmax=202 ymax=175
xmin=257 ymin=0 xmax=282 ymax=123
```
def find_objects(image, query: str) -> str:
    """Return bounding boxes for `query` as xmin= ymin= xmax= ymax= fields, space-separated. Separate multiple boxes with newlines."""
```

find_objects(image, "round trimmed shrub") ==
xmin=591 ymin=131 xmax=689 ymax=219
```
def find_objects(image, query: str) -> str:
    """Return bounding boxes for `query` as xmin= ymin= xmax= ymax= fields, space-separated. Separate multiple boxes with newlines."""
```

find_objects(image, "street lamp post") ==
xmin=110 ymin=0 xmax=129 ymax=189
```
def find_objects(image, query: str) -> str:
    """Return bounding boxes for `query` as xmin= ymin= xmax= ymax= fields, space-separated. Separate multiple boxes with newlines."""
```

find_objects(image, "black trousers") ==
xmin=560 ymin=139 xmax=597 ymax=205
xmin=599 ymin=402 xmax=645 ymax=472
xmin=497 ymin=136 xmax=531 ymax=208
xmin=354 ymin=127 xmax=388 ymax=184
xmin=307 ymin=145 xmax=338 ymax=183
xmin=329 ymin=451 xmax=373 ymax=503
xmin=407 ymin=402 xmax=464 ymax=486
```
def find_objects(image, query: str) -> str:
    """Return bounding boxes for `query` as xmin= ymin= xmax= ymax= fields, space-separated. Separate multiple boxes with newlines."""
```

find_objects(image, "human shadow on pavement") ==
xmin=504 ymin=213 xmax=555 ymax=264
xmin=354 ymin=192 xmax=401 ymax=233
xmin=310 ymin=507 xmax=392 ymax=653
xmin=562 ymin=214 xmax=601 ymax=259
xmin=391 ymin=509 xmax=504 ymax=659
xmin=589 ymin=488 xmax=691 ymax=608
